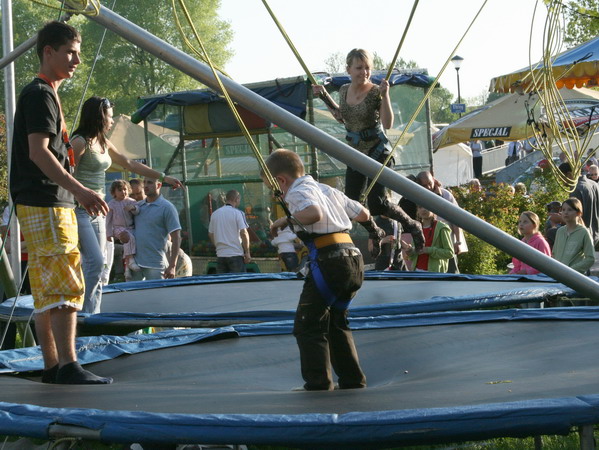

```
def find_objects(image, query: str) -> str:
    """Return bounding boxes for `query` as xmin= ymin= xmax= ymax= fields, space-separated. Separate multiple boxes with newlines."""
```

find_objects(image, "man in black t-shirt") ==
xmin=10 ymin=21 xmax=111 ymax=385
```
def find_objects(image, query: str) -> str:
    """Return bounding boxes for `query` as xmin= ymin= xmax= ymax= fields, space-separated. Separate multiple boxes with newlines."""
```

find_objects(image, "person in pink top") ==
xmin=106 ymin=179 xmax=140 ymax=272
xmin=510 ymin=211 xmax=551 ymax=275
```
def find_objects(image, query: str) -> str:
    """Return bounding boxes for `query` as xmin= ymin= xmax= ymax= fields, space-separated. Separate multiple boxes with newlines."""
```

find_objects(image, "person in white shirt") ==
xmin=271 ymin=226 xmax=300 ymax=271
xmin=265 ymin=149 xmax=370 ymax=391
xmin=208 ymin=190 xmax=251 ymax=273
xmin=506 ymin=140 xmax=522 ymax=165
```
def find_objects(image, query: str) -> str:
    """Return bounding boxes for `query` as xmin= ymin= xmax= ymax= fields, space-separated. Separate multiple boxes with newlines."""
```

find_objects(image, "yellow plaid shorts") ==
xmin=17 ymin=205 xmax=84 ymax=312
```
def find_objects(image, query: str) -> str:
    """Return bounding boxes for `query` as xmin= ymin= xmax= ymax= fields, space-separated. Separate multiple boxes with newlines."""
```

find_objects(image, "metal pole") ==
xmin=0 ymin=35 xmax=36 ymax=71
xmin=2 ymin=0 xmax=22 ymax=291
xmin=78 ymin=3 xmax=599 ymax=300
xmin=456 ymin=67 xmax=462 ymax=118
xmin=0 ymin=14 xmax=72 ymax=72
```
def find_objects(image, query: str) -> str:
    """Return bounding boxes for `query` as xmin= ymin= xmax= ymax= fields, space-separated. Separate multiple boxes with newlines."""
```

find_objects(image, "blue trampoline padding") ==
xmin=0 ymin=272 xmax=579 ymax=327
xmin=78 ymin=283 xmax=572 ymax=327
xmin=102 ymin=271 xmax=298 ymax=293
xmin=2 ymin=307 xmax=599 ymax=373
xmin=1 ymin=395 xmax=598 ymax=446
xmin=3 ymin=309 xmax=599 ymax=446
xmin=100 ymin=271 xmax=566 ymax=294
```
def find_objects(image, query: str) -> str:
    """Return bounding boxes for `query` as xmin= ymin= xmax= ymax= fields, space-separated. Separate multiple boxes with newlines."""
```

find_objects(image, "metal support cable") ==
xmin=385 ymin=0 xmax=420 ymax=81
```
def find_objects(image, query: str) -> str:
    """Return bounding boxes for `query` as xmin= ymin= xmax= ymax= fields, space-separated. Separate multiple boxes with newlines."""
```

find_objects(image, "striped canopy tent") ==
xmin=489 ymin=35 xmax=599 ymax=93
xmin=433 ymin=87 xmax=599 ymax=149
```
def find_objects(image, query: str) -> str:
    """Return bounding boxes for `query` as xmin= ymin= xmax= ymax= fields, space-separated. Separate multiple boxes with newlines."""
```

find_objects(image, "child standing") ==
xmin=510 ymin=211 xmax=551 ymax=275
xmin=403 ymin=205 xmax=454 ymax=273
xmin=106 ymin=180 xmax=140 ymax=272
xmin=552 ymin=198 xmax=595 ymax=274
xmin=265 ymin=149 xmax=369 ymax=391
xmin=271 ymin=226 xmax=300 ymax=272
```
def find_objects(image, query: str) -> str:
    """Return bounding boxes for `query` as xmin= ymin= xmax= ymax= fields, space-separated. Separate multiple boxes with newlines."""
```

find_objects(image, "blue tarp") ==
xmin=132 ymin=70 xmax=433 ymax=125
xmin=325 ymin=71 xmax=434 ymax=90
xmin=132 ymin=77 xmax=309 ymax=124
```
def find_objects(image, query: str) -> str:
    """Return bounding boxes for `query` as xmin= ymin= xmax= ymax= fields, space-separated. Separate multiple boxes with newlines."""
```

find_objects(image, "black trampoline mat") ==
xmin=98 ymin=278 xmax=558 ymax=314
xmin=2 ymin=319 xmax=599 ymax=416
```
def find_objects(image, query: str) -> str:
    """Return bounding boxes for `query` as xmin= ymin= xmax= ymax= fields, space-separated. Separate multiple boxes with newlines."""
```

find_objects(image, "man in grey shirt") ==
xmin=126 ymin=177 xmax=181 ymax=280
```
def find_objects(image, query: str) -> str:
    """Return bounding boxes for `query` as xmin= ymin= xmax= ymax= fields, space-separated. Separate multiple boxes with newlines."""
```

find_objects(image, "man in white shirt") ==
xmin=208 ymin=190 xmax=251 ymax=273
xmin=506 ymin=140 xmax=522 ymax=165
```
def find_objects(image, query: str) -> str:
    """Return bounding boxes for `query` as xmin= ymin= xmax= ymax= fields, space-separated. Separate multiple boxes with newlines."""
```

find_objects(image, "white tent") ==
xmin=432 ymin=127 xmax=473 ymax=187
xmin=106 ymin=114 xmax=177 ymax=171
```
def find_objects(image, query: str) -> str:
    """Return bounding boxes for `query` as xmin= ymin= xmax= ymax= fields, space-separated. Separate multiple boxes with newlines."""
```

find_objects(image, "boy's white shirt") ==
xmin=284 ymin=175 xmax=361 ymax=234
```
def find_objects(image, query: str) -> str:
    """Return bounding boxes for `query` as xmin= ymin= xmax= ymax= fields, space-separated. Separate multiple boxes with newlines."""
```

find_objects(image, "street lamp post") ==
xmin=451 ymin=55 xmax=464 ymax=117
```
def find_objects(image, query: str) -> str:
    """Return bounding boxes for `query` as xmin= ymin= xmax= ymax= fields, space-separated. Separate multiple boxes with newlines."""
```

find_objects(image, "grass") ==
xmin=0 ymin=430 xmax=595 ymax=450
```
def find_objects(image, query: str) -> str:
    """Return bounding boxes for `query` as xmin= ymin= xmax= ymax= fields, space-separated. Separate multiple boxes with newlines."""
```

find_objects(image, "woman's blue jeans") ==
xmin=76 ymin=207 xmax=106 ymax=314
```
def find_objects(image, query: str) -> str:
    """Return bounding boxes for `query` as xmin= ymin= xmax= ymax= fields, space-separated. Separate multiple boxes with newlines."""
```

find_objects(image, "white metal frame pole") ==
xmin=76 ymin=3 xmax=599 ymax=300
xmin=0 ymin=35 xmax=35 ymax=71
xmin=2 ymin=0 xmax=22 ymax=290
xmin=0 ymin=14 xmax=72 ymax=72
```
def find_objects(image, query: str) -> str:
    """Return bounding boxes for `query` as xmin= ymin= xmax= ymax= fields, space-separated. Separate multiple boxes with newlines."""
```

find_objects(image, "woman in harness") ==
xmin=313 ymin=48 xmax=424 ymax=253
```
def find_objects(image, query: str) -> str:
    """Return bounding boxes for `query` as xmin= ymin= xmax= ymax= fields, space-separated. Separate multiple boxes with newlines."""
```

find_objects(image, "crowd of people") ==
xmin=4 ymin=21 xmax=596 ymax=394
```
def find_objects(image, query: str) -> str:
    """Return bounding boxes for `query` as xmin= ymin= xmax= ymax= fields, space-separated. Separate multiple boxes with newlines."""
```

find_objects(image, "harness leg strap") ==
xmin=384 ymin=202 xmax=424 ymax=251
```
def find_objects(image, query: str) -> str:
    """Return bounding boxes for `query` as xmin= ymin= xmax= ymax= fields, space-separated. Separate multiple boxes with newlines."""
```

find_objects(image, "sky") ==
xmin=217 ymin=0 xmax=554 ymax=104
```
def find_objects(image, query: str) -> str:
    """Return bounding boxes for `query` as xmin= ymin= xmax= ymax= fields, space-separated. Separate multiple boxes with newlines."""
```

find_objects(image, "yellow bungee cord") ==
xmin=385 ymin=0 xmax=420 ymax=81
xmin=171 ymin=0 xmax=307 ymax=227
xmin=171 ymin=0 xmax=276 ymax=188
xmin=360 ymin=0 xmax=490 ymax=204
xmin=171 ymin=1 xmax=230 ymax=78
xmin=28 ymin=0 xmax=101 ymax=15
xmin=527 ymin=0 xmax=599 ymax=193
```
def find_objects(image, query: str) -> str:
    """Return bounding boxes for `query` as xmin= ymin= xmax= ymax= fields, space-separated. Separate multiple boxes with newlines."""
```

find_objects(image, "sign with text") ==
xmin=450 ymin=103 xmax=466 ymax=114
xmin=470 ymin=127 xmax=512 ymax=139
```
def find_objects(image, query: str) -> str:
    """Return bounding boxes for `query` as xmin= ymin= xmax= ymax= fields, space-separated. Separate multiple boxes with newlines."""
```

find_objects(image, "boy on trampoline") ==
xmin=264 ymin=149 xmax=368 ymax=391
xmin=10 ymin=21 xmax=112 ymax=384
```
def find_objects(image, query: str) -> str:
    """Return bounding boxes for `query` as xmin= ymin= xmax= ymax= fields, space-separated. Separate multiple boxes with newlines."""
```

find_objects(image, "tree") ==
xmin=563 ymin=0 xmax=599 ymax=46
xmin=324 ymin=51 xmax=344 ymax=73
xmin=1 ymin=0 xmax=233 ymax=123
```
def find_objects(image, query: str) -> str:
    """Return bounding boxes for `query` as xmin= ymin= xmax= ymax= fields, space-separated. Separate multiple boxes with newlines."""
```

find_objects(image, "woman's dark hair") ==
xmin=72 ymin=96 xmax=114 ymax=149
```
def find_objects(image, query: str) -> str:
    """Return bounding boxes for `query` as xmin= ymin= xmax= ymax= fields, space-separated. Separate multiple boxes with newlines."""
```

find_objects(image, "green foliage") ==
xmin=429 ymin=86 xmax=455 ymax=124
xmin=487 ymin=91 xmax=507 ymax=104
xmin=0 ymin=0 xmax=233 ymax=120
xmin=452 ymin=168 xmax=568 ymax=274
xmin=564 ymin=0 xmax=599 ymax=46
xmin=324 ymin=51 xmax=345 ymax=73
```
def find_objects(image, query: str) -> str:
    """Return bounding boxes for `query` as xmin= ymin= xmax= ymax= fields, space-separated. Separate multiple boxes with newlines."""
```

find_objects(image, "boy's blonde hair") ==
xmin=110 ymin=179 xmax=131 ymax=196
xmin=265 ymin=149 xmax=305 ymax=178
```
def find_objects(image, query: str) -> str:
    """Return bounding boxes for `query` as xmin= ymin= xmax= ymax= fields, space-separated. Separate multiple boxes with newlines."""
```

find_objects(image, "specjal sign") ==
xmin=470 ymin=127 xmax=511 ymax=139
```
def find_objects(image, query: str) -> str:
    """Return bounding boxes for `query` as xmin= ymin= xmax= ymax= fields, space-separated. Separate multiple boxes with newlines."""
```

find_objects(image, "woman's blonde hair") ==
xmin=346 ymin=48 xmax=373 ymax=69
